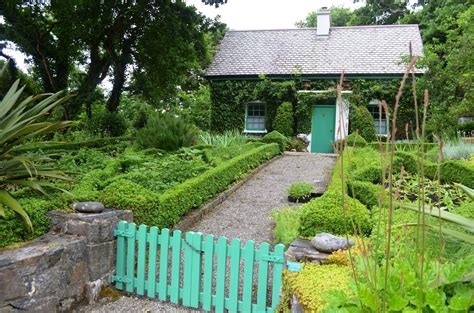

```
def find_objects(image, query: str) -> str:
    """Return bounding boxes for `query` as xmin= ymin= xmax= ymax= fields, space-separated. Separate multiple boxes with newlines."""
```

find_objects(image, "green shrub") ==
xmin=439 ymin=160 xmax=474 ymax=188
xmin=393 ymin=150 xmax=419 ymax=173
xmin=288 ymin=182 xmax=313 ymax=200
xmin=349 ymin=106 xmax=376 ymax=142
xmin=101 ymin=144 xmax=280 ymax=228
xmin=0 ymin=198 xmax=53 ymax=248
xmin=344 ymin=132 xmax=368 ymax=148
xmin=137 ymin=114 xmax=197 ymax=151
xmin=271 ymin=207 xmax=302 ymax=245
xmin=442 ymin=140 xmax=474 ymax=160
xmin=347 ymin=181 xmax=381 ymax=209
xmin=353 ymin=165 xmax=383 ymax=184
xmin=262 ymin=130 xmax=289 ymax=151
xmin=288 ymin=138 xmax=307 ymax=152
xmin=369 ymin=142 xmax=437 ymax=152
xmin=299 ymin=191 xmax=372 ymax=237
xmin=86 ymin=110 xmax=128 ymax=137
xmin=198 ymin=129 xmax=246 ymax=147
xmin=272 ymin=102 xmax=294 ymax=137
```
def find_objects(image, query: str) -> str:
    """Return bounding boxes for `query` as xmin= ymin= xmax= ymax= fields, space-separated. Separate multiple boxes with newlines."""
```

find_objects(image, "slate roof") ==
xmin=206 ymin=24 xmax=424 ymax=78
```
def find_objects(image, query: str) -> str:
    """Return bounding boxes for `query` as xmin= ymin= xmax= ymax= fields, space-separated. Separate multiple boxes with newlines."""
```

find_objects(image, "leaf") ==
xmin=401 ymin=204 xmax=474 ymax=233
xmin=0 ymin=190 xmax=33 ymax=232
xmin=426 ymin=288 xmax=447 ymax=311
xmin=393 ymin=223 xmax=474 ymax=244
xmin=387 ymin=293 xmax=409 ymax=311
xmin=448 ymin=287 xmax=473 ymax=311
xmin=454 ymin=183 xmax=474 ymax=200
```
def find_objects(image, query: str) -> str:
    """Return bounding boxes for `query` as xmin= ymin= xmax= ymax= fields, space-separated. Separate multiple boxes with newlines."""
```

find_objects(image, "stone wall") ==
xmin=0 ymin=209 xmax=132 ymax=312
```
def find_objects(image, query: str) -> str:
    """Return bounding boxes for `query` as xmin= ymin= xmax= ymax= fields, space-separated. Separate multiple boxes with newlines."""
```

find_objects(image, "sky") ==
xmin=185 ymin=0 xmax=364 ymax=30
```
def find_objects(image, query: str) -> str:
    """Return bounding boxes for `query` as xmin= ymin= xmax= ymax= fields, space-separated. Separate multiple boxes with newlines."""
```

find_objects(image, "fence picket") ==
xmin=241 ymin=240 xmax=255 ymax=313
xmin=115 ymin=221 xmax=127 ymax=290
xmin=125 ymin=223 xmax=137 ymax=293
xmin=136 ymin=224 xmax=147 ymax=295
xmin=183 ymin=231 xmax=194 ymax=306
xmin=228 ymin=238 xmax=241 ymax=313
xmin=202 ymin=234 xmax=215 ymax=311
xmin=215 ymin=236 xmax=228 ymax=313
xmin=190 ymin=232 xmax=203 ymax=308
xmin=147 ymin=226 xmax=158 ymax=298
xmin=271 ymin=244 xmax=285 ymax=310
xmin=256 ymin=242 xmax=270 ymax=312
xmin=170 ymin=230 xmax=182 ymax=304
xmin=159 ymin=228 xmax=170 ymax=301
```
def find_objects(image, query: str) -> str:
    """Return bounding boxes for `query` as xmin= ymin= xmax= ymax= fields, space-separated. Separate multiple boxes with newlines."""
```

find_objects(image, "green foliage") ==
xmin=349 ymin=106 xmax=376 ymax=142
xmin=271 ymin=207 xmax=302 ymax=245
xmin=173 ymin=84 xmax=212 ymax=131
xmin=272 ymin=102 xmax=294 ymax=137
xmin=86 ymin=108 xmax=128 ymax=137
xmin=442 ymin=140 xmax=474 ymax=160
xmin=324 ymin=250 xmax=474 ymax=312
xmin=100 ymin=144 xmax=280 ymax=228
xmin=283 ymin=264 xmax=353 ymax=312
xmin=353 ymin=165 xmax=383 ymax=184
xmin=0 ymin=72 xmax=73 ymax=231
xmin=209 ymin=79 xmax=297 ymax=133
xmin=295 ymin=92 xmax=317 ymax=134
xmin=347 ymin=181 xmax=381 ymax=209
xmin=14 ymin=136 xmax=130 ymax=154
xmin=288 ymin=138 xmax=307 ymax=152
xmin=393 ymin=150 xmax=419 ymax=173
xmin=369 ymin=142 xmax=438 ymax=152
xmin=262 ymin=130 xmax=289 ymax=151
xmin=344 ymin=132 xmax=368 ymax=148
xmin=299 ymin=191 xmax=372 ymax=237
xmin=198 ymin=129 xmax=246 ymax=147
xmin=0 ymin=198 xmax=54 ymax=248
xmin=437 ymin=160 xmax=474 ymax=188
xmin=288 ymin=182 xmax=313 ymax=200
xmin=137 ymin=114 xmax=198 ymax=151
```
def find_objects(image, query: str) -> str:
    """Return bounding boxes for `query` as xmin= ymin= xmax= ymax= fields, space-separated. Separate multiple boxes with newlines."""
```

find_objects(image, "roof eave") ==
xmin=205 ymin=72 xmax=425 ymax=81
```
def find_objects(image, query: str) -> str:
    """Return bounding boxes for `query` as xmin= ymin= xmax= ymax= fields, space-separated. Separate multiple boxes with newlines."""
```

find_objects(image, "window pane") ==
xmin=246 ymin=102 xmax=266 ymax=130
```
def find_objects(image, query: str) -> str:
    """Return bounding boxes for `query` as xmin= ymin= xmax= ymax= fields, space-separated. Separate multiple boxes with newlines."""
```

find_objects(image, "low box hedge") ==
xmin=13 ymin=136 xmax=130 ymax=154
xmin=369 ymin=142 xmax=437 ymax=151
xmin=101 ymin=143 xmax=281 ymax=228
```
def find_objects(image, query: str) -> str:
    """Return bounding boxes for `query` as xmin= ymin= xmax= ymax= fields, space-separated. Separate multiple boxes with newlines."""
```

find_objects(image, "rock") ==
xmin=297 ymin=133 xmax=310 ymax=144
xmin=70 ymin=202 xmax=105 ymax=213
xmin=311 ymin=232 xmax=355 ymax=253
xmin=286 ymin=238 xmax=331 ymax=263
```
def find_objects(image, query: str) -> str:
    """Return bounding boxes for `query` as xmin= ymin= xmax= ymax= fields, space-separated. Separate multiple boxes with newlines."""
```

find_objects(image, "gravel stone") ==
xmin=78 ymin=152 xmax=336 ymax=312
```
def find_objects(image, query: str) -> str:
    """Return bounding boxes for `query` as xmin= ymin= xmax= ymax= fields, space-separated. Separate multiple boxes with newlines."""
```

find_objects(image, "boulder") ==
xmin=70 ymin=201 xmax=105 ymax=213
xmin=311 ymin=232 xmax=355 ymax=253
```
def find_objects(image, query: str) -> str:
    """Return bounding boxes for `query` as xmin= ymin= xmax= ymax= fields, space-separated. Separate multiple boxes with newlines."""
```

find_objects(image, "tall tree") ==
xmin=0 ymin=0 xmax=226 ymax=118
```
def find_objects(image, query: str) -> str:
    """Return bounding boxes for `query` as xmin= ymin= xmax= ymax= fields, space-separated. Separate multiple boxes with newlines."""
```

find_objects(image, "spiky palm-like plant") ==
xmin=0 ymin=64 xmax=73 ymax=231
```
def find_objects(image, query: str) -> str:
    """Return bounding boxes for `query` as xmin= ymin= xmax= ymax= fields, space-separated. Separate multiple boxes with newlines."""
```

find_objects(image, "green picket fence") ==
xmin=111 ymin=220 xmax=286 ymax=313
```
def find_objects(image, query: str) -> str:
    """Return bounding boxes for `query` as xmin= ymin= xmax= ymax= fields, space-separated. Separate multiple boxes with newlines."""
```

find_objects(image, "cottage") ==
xmin=205 ymin=8 xmax=424 ymax=153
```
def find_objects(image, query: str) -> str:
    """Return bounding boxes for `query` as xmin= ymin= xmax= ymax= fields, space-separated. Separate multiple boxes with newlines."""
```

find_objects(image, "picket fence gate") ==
xmin=111 ymin=220 xmax=286 ymax=312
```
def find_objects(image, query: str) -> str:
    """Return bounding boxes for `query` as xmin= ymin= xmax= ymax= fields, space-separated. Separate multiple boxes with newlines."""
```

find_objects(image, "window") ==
xmin=245 ymin=102 xmax=266 ymax=132
xmin=367 ymin=102 xmax=388 ymax=135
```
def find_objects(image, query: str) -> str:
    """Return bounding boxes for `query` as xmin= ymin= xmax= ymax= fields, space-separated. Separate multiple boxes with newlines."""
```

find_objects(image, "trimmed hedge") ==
xmin=100 ymin=143 xmax=281 ymax=228
xmin=393 ymin=151 xmax=419 ymax=174
xmin=347 ymin=180 xmax=381 ymax=209
xmin=0 ymin=198 xmax=53 ymax=248
xmin=424 ymin=159 xmax=474 ymax=188
xmin=344 ymin=133 xmax=368 ymax=148
xmin=14 ymin=136 xmax=130 ymax=154
xmin=262 ymin=131 xmax=289 ymax=151
xmin=353 ymin=165 xmax=383 ymax=184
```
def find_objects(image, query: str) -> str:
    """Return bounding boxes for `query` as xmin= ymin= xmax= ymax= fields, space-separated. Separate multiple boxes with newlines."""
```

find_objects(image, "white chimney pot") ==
xmin=316 ymin=8 xmax=331 ymax=37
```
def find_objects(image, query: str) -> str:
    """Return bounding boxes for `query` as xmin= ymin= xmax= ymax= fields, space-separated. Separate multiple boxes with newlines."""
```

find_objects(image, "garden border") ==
xmin=174 ymin=154 xmax=283 ymax=231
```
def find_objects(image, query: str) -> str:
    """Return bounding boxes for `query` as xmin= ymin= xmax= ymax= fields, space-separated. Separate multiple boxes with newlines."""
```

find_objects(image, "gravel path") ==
xmin=78 ymin=152 xmax=336 ymax=313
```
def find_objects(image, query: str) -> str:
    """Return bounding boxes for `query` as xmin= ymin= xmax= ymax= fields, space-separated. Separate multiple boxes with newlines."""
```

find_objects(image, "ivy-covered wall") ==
xmin=209 ymin=77 xmax=421 ymax=139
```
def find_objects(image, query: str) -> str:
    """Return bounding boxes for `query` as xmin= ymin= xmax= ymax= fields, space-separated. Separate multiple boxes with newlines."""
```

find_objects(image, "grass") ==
xmin=198 ymin=129 xmax=247 ymax=147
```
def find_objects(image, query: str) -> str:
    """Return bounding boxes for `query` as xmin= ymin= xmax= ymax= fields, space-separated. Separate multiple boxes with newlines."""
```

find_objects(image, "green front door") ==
xmin=311 ymin=104 xmax=336 ymax=153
